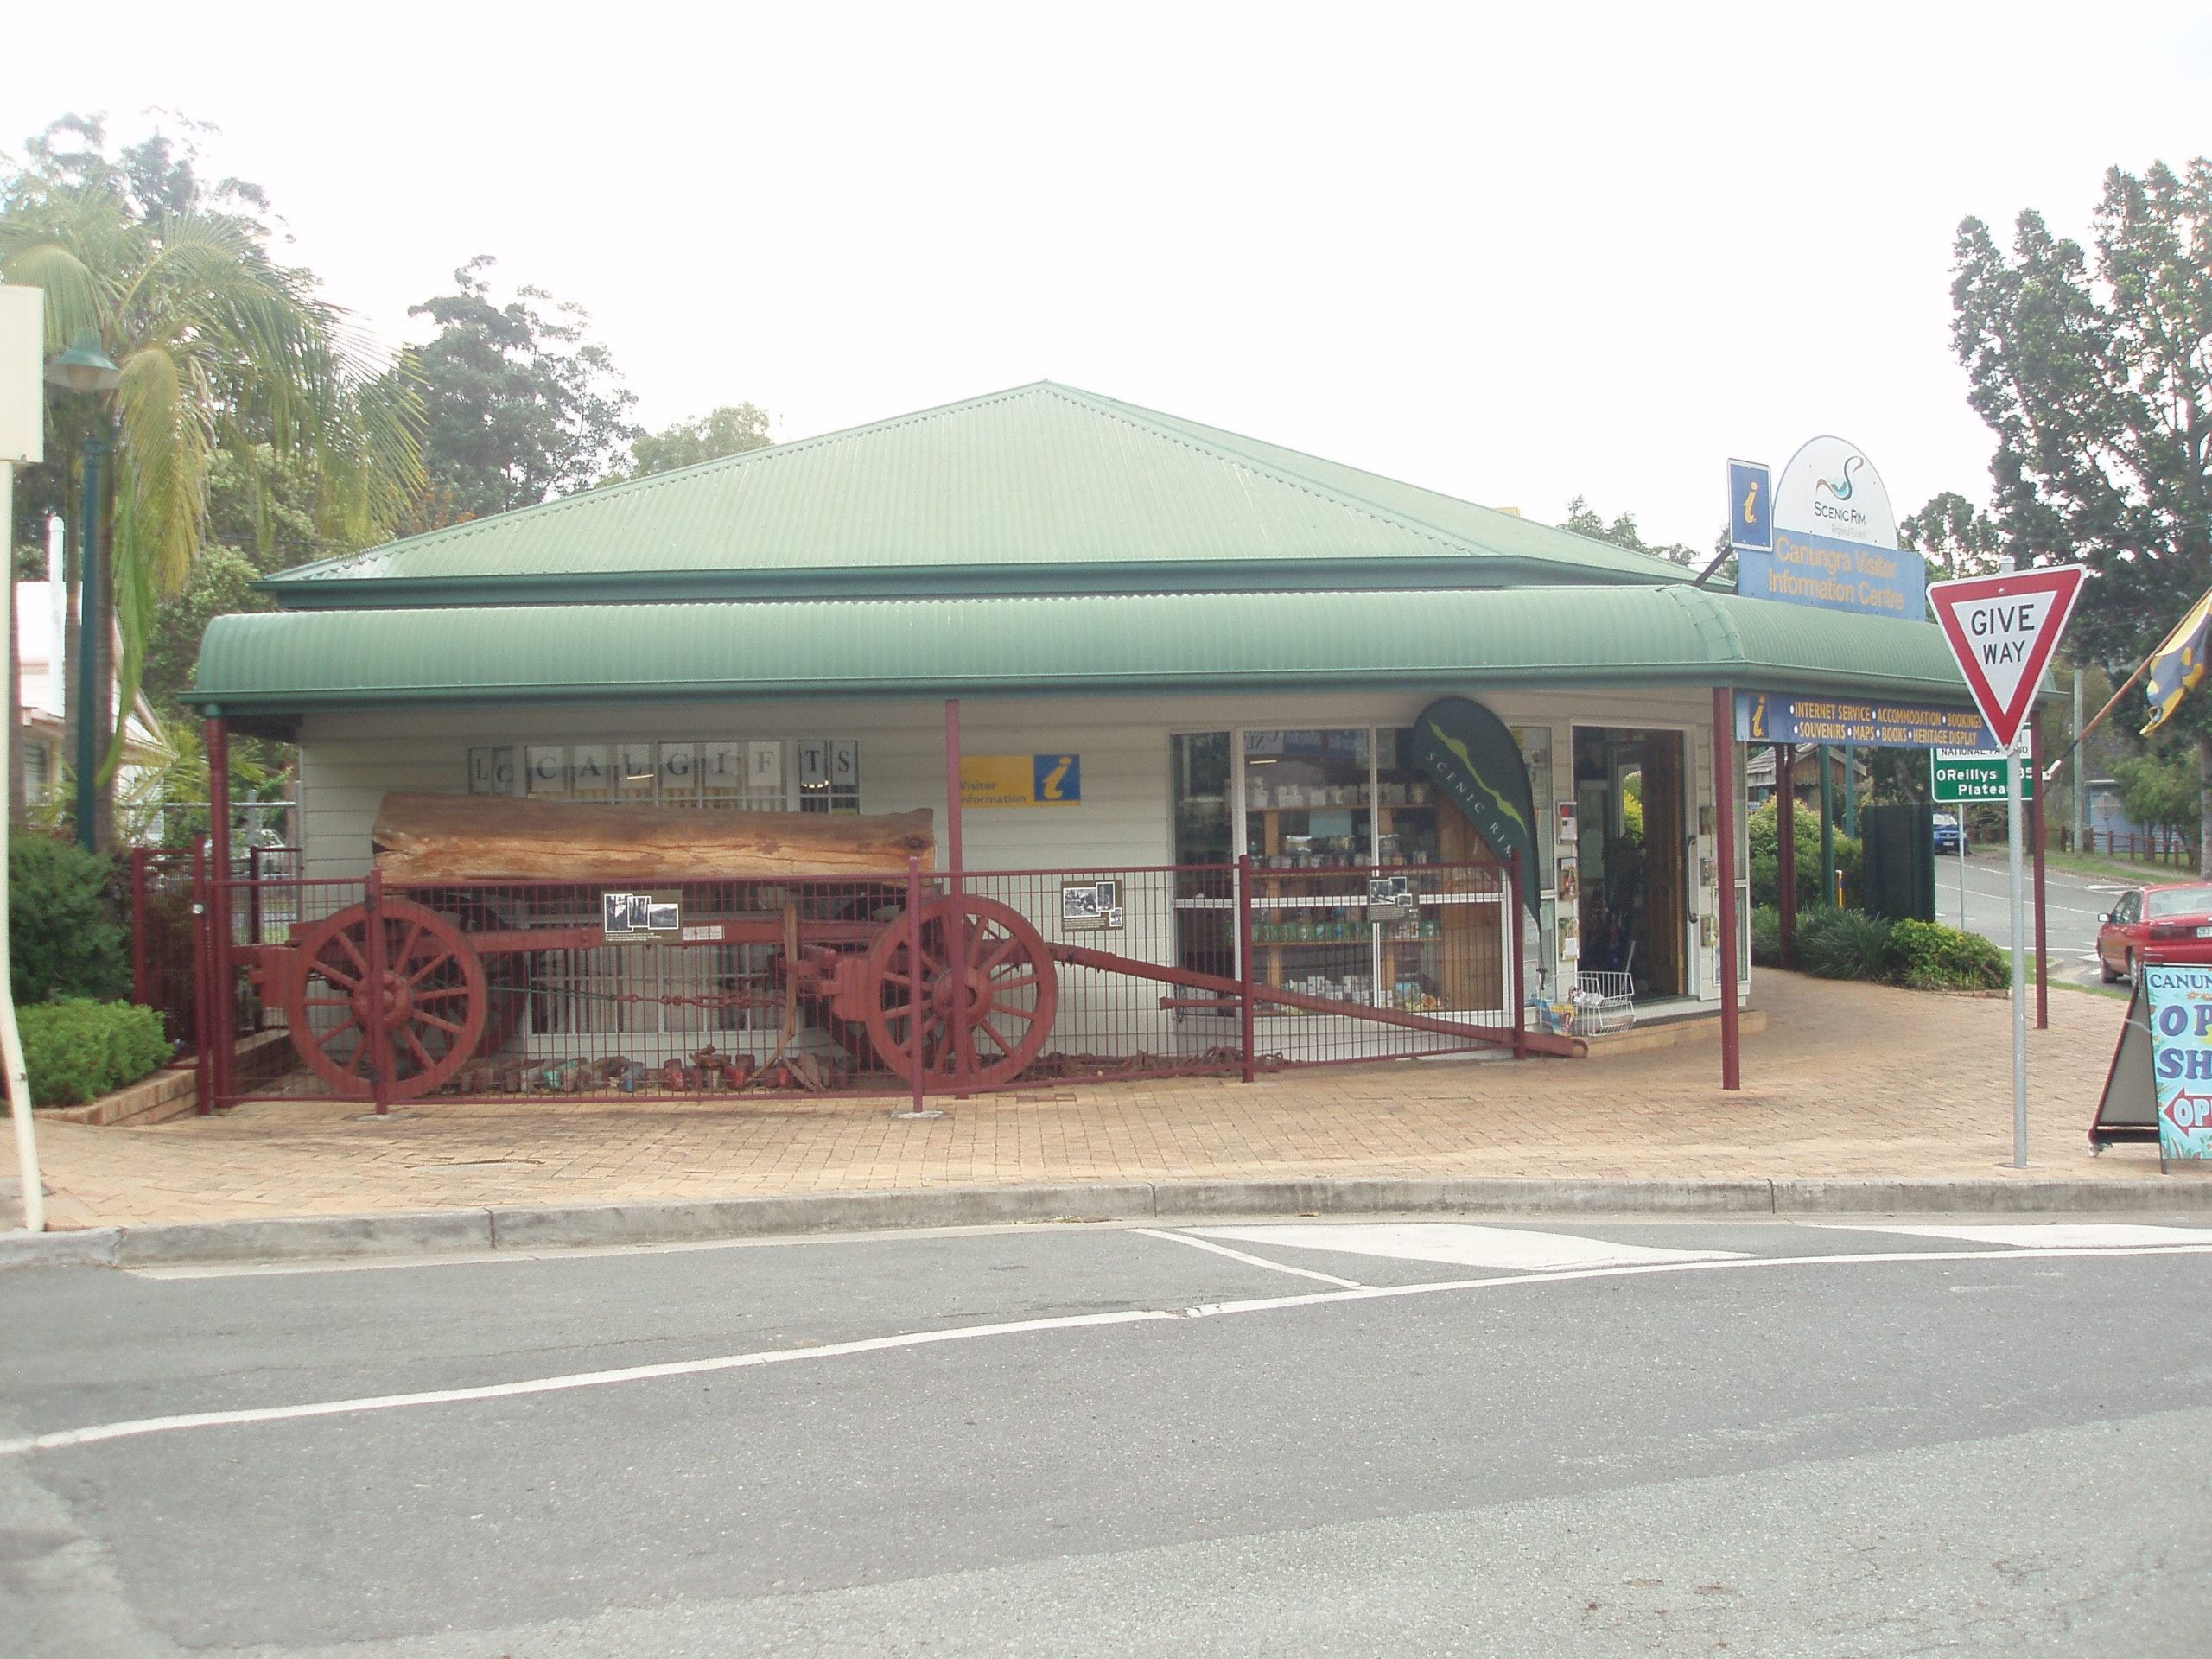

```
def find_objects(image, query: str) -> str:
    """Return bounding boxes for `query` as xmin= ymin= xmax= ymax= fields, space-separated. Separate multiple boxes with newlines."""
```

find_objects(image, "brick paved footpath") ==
xmin=0 ymin=972 xmax=2164 ymax=1230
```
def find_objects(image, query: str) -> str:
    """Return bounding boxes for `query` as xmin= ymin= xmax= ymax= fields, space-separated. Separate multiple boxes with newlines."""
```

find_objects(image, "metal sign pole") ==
xmin=1959 ymin=830 xmax=1967 ymax=932
xmin=2008 ymin=751 xmax=2029 ymax=1166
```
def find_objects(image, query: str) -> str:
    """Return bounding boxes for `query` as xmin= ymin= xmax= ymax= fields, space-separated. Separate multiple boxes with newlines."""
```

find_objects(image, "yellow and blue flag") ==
xmin=2142 ymin=587 xmax=2212 ymax=734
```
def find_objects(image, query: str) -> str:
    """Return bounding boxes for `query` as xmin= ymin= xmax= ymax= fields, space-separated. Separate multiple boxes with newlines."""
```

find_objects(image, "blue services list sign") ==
xmin=1736 ymin=528 xmax=1928 ymax=619
xmin=2145 ymin=963 xmax=2212 ymax=1162
xmin=1735 ymin=691 xmax=1999 ymax=752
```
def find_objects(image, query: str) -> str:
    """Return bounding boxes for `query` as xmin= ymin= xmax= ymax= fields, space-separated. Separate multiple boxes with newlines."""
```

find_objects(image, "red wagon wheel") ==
xmin=861 ymin=894 xmax=1058 ymax=1090
xmin=283 ymin=899 xmax=487 ymax=1100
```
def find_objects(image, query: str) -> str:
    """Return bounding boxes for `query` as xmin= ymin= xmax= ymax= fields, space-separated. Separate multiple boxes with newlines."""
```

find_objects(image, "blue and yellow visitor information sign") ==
xmin=2146 ymin=963 xmax=2212 ymax=1163
xmin=961 ymin=753 xmax=1082 ymax=808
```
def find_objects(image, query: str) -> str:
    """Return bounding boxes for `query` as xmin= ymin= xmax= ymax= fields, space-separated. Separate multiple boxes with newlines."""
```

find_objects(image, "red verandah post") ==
xmin=1713 ymin=688 xmax=1742 ymax=1091
xmin=206 ymin=715 xmax=235 ymax=1109
xmin=944 ymin=698 xmax=970 ymax=1100
xmin=191 ymin=838 xmax=212 ymax=1115
xmin=1774 ymin=741 xmax=1796 ymax=970
xmin=130 ymin=848 xmax=150 ymax=1010
xmin=363 ymin=867 xmax=392 ymax=1116
xmin=1509 ymin=849 xmax=1526 ymax=1060
xmin=1236 ymin=854 xmax=1257 ymax=1084
xmin=2031 ymin=709 xmax=2050 ymax=1032
xmin=906 ymin=855 xmax=925 ymax=1113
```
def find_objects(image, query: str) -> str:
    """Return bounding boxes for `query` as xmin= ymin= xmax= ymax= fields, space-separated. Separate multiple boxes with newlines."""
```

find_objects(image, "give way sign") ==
xmin=1927 ymin=566 xmax=2086 ymax=750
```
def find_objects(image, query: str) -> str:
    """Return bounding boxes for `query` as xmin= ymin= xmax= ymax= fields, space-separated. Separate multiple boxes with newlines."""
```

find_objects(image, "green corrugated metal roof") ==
xmin=194 ymin=585 xmax=1972 ymax=728
xmin=262 ymin=383 xmax=1692 ymax=607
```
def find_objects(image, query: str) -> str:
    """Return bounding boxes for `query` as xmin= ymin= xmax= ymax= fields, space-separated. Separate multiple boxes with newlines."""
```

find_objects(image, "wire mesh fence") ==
xmin=200 ymin=855 xmax=1538 ymax=1110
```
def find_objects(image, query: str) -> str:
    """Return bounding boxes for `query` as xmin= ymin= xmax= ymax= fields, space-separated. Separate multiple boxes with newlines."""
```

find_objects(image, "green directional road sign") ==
xmin=1931 ymin=748 xmax=2034 ymax=804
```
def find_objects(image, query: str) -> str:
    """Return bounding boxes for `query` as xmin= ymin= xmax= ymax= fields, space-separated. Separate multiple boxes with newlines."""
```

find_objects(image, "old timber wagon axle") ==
xmin=242 ymin=793 xmax=1058 ymax=1101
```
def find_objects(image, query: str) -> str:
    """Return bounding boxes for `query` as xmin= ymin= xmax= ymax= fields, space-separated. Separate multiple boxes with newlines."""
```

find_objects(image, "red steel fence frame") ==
xmin=198 ymin=855 xmax=1581 ymax=1112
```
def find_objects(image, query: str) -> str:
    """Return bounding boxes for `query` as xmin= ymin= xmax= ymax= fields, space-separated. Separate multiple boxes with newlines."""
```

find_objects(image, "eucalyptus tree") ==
xmin=1949 ymin=158 xmax=2212 ymax=864
xmin=0 ymin=116 xmax=423 ymax=846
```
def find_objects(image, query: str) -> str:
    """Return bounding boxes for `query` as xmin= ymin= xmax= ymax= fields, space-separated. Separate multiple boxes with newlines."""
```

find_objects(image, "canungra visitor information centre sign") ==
xmin=1733 ymin=437 xmax=1929 ymax=620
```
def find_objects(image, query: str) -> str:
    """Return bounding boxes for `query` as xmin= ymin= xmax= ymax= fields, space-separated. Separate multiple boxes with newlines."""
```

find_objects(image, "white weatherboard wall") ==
xmin=294 ymin=685 xmax=1742 ymax=1058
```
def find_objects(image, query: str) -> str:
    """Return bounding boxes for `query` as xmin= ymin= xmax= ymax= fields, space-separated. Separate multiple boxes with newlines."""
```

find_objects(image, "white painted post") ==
xmin=0 ymin=284 xmax=45 ymax=1231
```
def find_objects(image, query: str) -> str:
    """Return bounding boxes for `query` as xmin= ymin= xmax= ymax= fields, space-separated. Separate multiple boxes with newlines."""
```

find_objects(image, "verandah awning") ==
xmin=193 ymin=583 xmax=1976 ymax=735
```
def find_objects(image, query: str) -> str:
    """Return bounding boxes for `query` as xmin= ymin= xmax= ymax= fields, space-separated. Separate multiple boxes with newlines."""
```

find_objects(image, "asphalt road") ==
xmin=1946 ymin=845 xmax=2133 ymax=985
xmin=6 ymin=1215 xmax=2212 ymax=1656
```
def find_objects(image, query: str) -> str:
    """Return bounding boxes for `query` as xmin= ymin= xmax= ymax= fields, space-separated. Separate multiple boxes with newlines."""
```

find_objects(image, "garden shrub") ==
xmin=1885 ymin=918 xmax=2006 ymax=991
xmin=1795 ymin=908 xmax=1894 ymax=982
xmin=1749 ymin=799 xmax=1862 ymax=910
xmin=10 ymin=836 xmax=130 ymax=1005
xmin=1751 ymin=904 xmax=1782 ymax=967
xmin=18 ymin=999 xmax=172 ymax=1106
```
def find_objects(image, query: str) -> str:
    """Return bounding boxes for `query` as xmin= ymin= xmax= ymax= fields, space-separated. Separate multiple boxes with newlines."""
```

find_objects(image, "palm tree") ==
xmin=0 ymin=141 xmax=422 ymax=847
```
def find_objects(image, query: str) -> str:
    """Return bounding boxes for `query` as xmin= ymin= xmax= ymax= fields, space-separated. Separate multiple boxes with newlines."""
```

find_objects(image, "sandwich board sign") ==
xmin=1927 ymin=566 xmax=2086 ymax=751
xmin=1926 ymin=563 xmax=2086 ymax=1170
xmin=2145 ymin=963 xmax=2212 ymax=1170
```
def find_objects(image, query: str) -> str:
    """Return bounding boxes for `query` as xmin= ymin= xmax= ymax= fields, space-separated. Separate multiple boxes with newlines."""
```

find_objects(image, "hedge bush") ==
xmin=19 ymin=999 xmax=171 ymax=1106
xmin=1751 ymin=904 xmax=1782 ymax=967
xmin=1749 ymin=799 xmax=1862 ymax=910
xmin=1796 ymin=909 xmax=1895 ymax=981
xmin=10 ymin=836 xmax=130 ymax=1005
xmin=1885 ymin=918 xmax=2007 ymax=991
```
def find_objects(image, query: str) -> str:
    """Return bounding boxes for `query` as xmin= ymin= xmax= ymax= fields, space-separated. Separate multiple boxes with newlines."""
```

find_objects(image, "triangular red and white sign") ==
xmin=1928 ymin=566 xmax=2086 ymax=751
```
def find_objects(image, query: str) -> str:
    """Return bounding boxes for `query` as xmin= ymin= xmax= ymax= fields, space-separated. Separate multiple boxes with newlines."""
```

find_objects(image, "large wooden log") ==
xmin=371 ymin=792 xmax=936 ymax=882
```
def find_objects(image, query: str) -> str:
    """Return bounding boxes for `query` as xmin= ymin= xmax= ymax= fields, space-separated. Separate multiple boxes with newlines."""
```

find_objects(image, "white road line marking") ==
xmin=1827 ymin=1223 xmax=2212 ymax=1249
xmin=1184 ymin=1222 xmax=1744 ymax=1273
xmin=12 ymin=1243 xmax=2212 ymax=1460
xmin=1131 ymin=1228 xmax=1368 ymax=1287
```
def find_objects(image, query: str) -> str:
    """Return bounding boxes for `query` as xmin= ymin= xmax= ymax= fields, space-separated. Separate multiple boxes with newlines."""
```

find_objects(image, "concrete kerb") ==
xmin=7 ymin=1174 xmax=2212 ymax=1270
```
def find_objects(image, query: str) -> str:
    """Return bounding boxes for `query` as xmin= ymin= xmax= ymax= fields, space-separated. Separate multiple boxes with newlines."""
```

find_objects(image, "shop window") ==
xmin=1171 ymin=733 xmax=1233 ymax=981
xmin=1243 ymin=728 xmax=1372 ymax=868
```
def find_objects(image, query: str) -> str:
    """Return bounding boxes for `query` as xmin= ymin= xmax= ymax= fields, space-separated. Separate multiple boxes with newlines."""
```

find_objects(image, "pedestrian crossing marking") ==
xmin=1826 ymin=1223 xmax=2212 ymax=1250
xmin=1182 ymin=1224 xmax=1744 ymax=1273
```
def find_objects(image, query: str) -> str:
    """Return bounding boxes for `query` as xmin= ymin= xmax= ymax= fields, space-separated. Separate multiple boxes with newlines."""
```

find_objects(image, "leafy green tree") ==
xmin=1899 ymin=492 xmax=2005 ymax=582
xmin=1948 ymin=159 xmax=2212 ymax=868
xmin=2111 ymin=751 xmax=2199 ymax=841
xmin=1562 ymin=494 xmax=1730 ymax=577
xmin=0 ymin=114 xmax=422 ymax=847
xmin=618 ymin=404 xmax=774 ymax=480
xmin=408 ymin=257 xmax=636 ymax=524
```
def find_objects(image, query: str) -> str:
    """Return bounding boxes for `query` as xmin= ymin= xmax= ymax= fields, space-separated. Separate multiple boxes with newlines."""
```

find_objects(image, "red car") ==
xmin=2097 ymin=882 xmax=2212 ymax=982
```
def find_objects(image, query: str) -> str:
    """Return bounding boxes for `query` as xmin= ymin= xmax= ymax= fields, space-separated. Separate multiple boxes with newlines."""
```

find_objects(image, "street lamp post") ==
xmin=44 ymin=330 xmax=121 ymax=852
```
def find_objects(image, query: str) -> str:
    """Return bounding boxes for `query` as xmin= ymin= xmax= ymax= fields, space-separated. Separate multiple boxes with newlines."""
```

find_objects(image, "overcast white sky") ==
xmin=5 ymin=1 xmax=2209 ymax=550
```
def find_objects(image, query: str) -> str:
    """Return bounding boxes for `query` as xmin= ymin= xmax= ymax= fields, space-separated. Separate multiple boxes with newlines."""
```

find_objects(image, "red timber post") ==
xmin=1774 ymin=741 xmax=1796 ymax=969
xmin=1236 ymin=854 xmax=1257 ymax=1084
xmin=2031 ymin=708 xmax=2049 ymax=1031
xmin=906 ymin=855 xmax=926 ymax=1114
xmin=1714 ymin=689 xmax=1742 ymax=1091
xmin=363 ymin=866 xmax=392 ymax=1116
xmin=206 ymin=716 xmax=235 ymax=1109
xmin=191 ymin=837 xmax=212 ymax=1115
xmin=944 ymin=698 xmax=970 ymax=1099
xmin=130 ymin=848 xmax=150 ymax=1010
xmin=1509 ymin=849 xmax=1526 ymax=1060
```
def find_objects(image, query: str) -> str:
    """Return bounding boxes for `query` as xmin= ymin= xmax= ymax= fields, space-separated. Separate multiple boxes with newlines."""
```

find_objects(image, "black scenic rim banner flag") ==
xmin=1408 ymin=696 xmax=1538 ymax=912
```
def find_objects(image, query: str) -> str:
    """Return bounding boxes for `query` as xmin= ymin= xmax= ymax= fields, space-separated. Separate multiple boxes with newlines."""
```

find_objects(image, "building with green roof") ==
xmin=194 ymin=380 xmax=1979 ymax=1086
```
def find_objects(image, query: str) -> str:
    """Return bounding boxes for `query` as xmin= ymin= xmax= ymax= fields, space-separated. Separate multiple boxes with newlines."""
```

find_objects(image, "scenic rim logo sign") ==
xmin=1813 ymin=453 xmax=1865 ymax=507
xmin=1408 ymin=696 xmax=1537 ymax=912
xmin=2145 ymin=963 xmax=2212 ymax=1162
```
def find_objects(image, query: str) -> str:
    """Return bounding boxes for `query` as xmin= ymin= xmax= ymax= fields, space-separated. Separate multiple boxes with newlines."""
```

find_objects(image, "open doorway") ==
xmin=1571 ymin=728 xmax=1688 ymax=998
